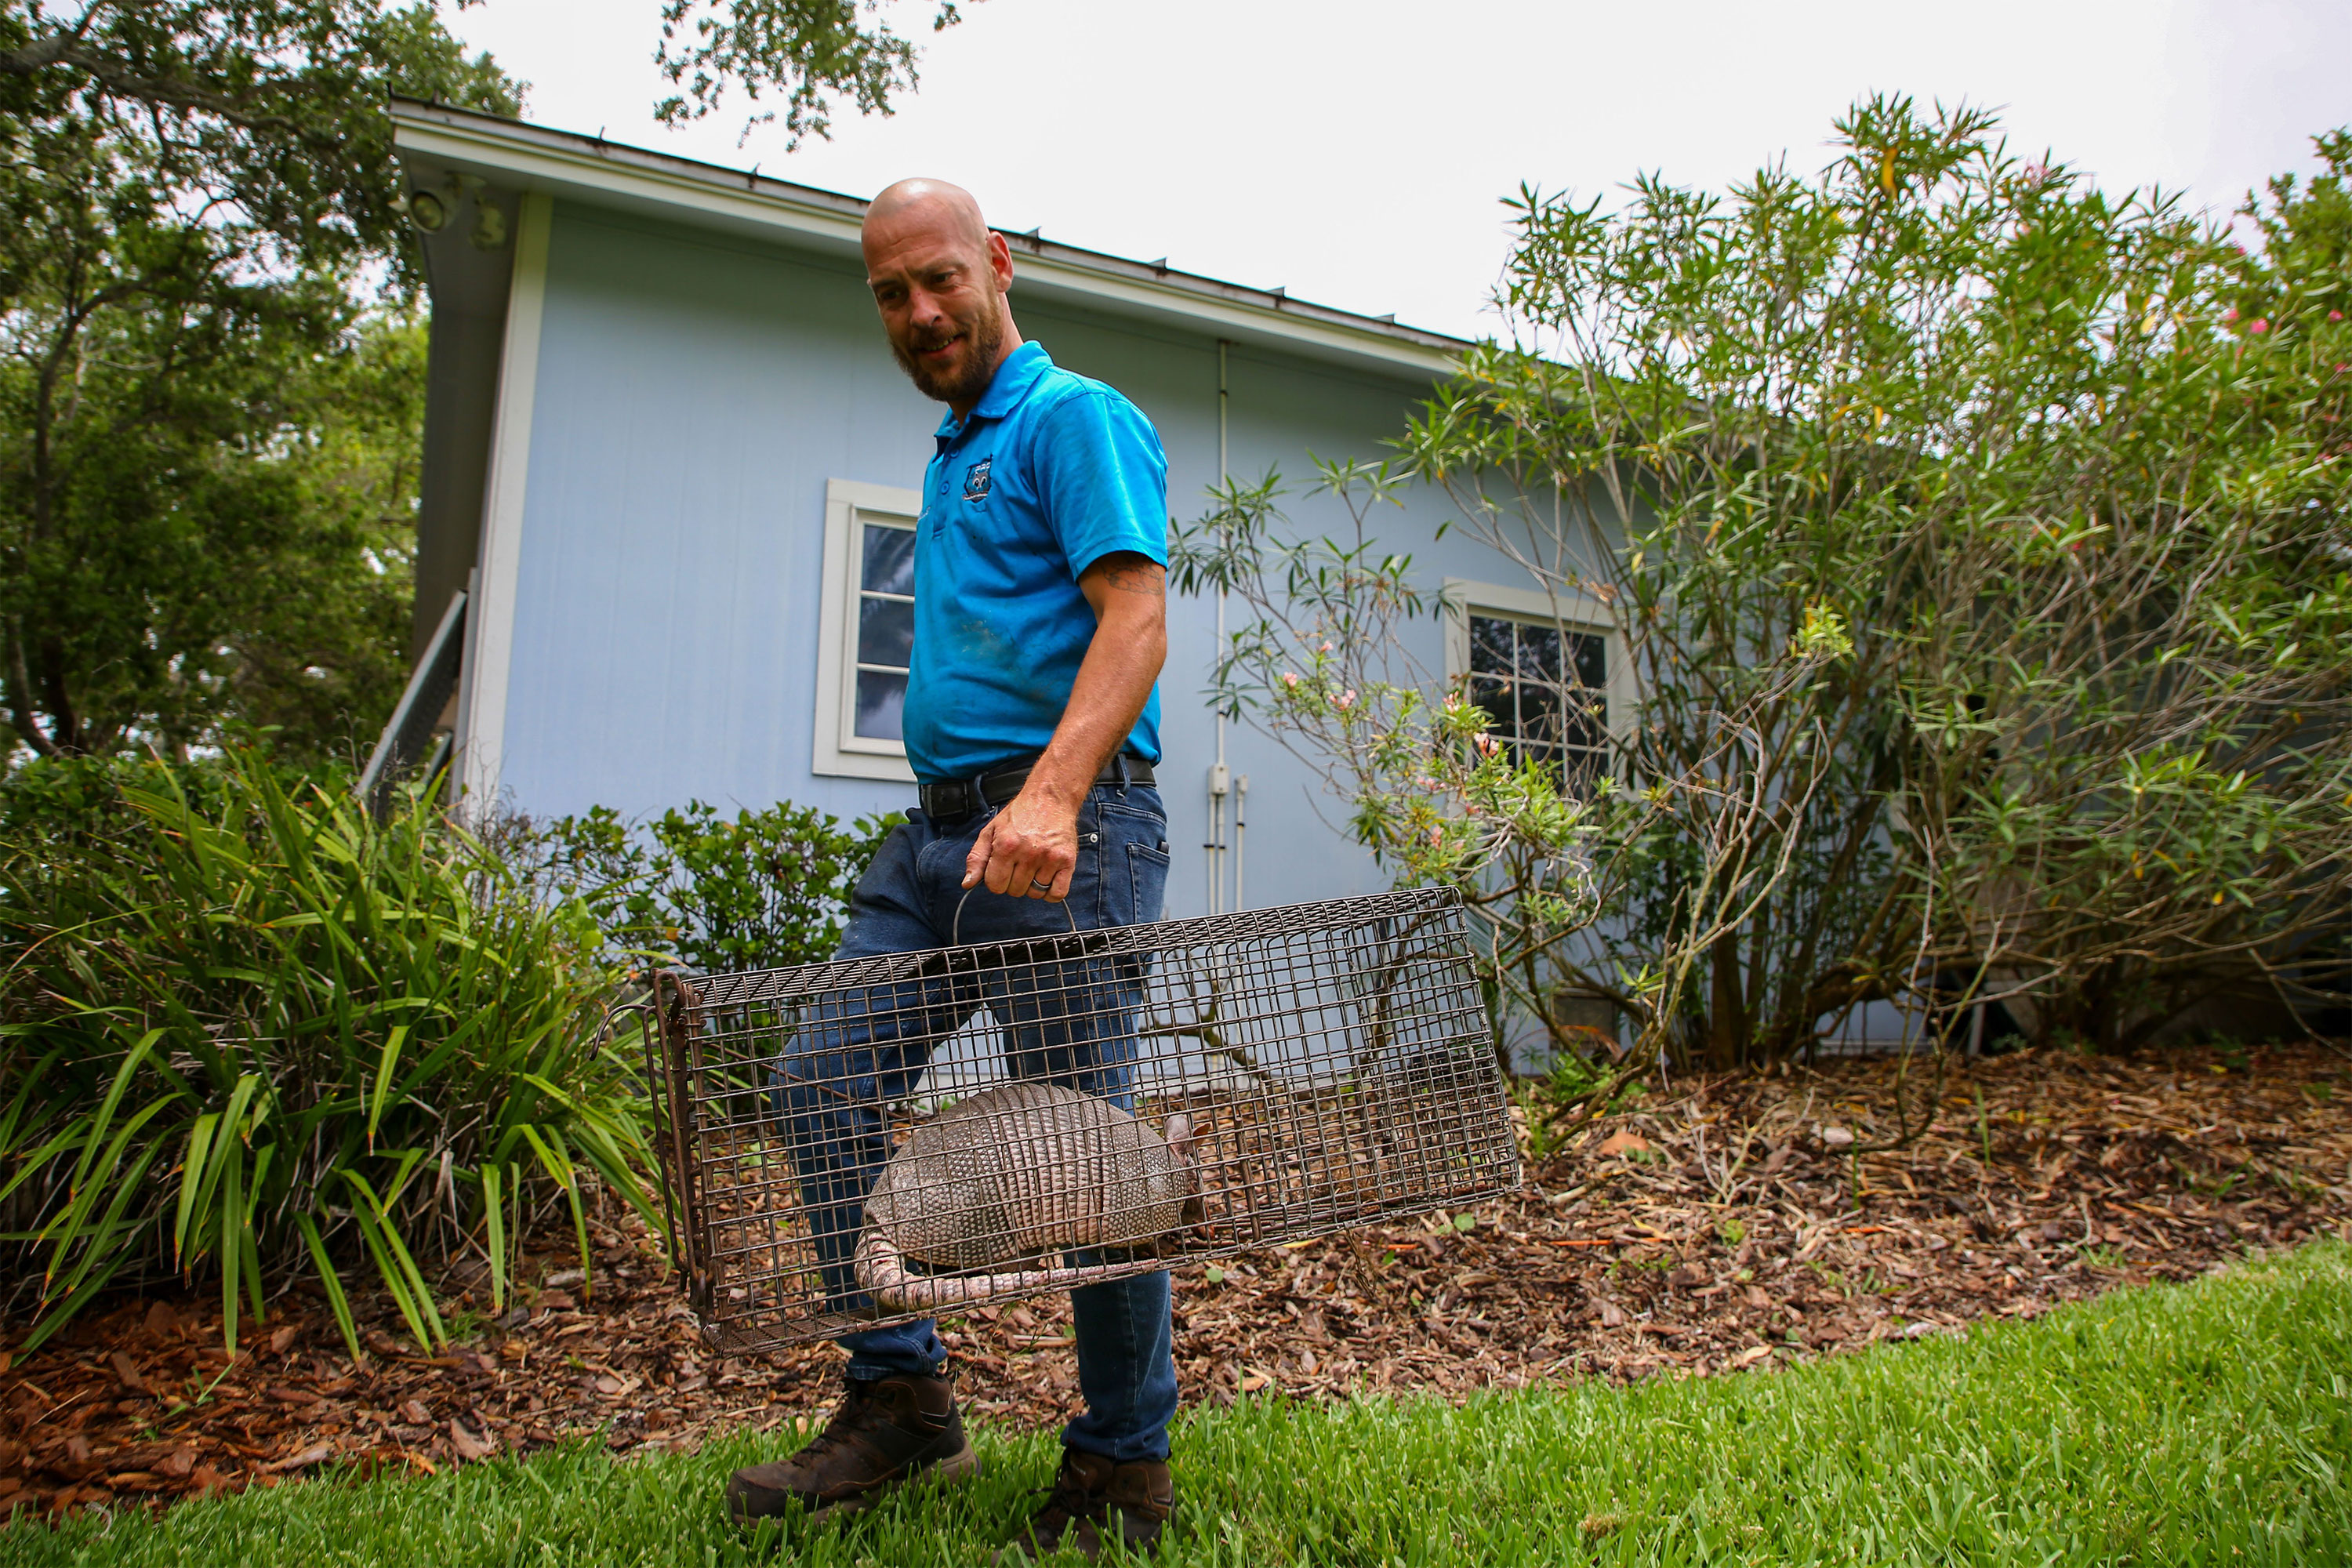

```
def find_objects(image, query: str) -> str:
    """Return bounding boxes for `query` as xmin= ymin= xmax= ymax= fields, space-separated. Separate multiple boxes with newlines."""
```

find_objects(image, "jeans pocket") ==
xmin=1123 ymin=839 xmax=1171 ymax=925
xmin=1098 ymin=792 xmax=1167 ymax=927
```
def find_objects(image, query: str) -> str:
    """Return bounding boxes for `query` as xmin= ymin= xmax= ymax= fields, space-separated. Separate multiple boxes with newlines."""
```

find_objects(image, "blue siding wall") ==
xmin=497 ymin=200 xmax=1541 ymax=916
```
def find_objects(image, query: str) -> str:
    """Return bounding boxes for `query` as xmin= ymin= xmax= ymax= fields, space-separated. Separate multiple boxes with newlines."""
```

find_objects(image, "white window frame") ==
xmin=814 ymin=477 xmax=924 ymax=782
xmin=1440 ymin=577 xmax=1636 ymax=764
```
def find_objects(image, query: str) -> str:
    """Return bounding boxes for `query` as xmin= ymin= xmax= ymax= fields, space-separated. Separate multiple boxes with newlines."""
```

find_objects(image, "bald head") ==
xmin=866 ymin=178 xmax=992 ymax=252
xmin=862 ymin=177 xmax=1023 ymax=416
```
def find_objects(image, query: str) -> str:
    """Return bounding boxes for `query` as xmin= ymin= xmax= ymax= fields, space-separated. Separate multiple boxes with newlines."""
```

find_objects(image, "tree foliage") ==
xmin=1 ymin=279 xmax=431 ymax=760
xmin=0 ymin=3 xmax=518 ymax=277
xmin=0 ymin=2 xmax=958 ymax=232
xmin=2 ymin=0 xmax=971 ymax=764
xmin=655 ymin=0 xmax=970 ymax=141
xmin=1182 ymin=99 xmax=2352 ymax=1067
xmin=0 ymin=3 xmax=512 ymax=760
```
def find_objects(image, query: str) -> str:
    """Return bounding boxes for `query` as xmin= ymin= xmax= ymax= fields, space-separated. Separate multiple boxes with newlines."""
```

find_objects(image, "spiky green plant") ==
xmin=0 ymin=748 xmax=658 ymax=1357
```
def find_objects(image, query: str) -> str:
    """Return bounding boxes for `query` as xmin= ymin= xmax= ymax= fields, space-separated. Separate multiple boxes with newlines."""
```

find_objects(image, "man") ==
xmin=723 ymin=179 xmax=1178 ymax=1561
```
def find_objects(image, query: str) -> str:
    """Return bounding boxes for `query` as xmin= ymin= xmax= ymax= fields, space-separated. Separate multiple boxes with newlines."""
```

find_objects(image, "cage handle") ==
xmin=604 ymin=995 xmax=673 ymax=1249
xmin=951 ymin=884 xmax=1080 ymax=947
xmin=646 ymin=971 xmax=711 ymax=1308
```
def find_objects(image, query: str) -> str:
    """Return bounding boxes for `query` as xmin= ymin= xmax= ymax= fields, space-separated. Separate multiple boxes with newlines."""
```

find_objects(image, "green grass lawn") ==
xmin=10 ymin=1242 xmax=2351 ymax=1567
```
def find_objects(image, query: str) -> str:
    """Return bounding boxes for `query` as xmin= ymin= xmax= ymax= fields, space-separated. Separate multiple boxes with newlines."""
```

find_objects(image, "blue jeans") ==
xmin=776 ymin=779 xmax=1178 ymax=1463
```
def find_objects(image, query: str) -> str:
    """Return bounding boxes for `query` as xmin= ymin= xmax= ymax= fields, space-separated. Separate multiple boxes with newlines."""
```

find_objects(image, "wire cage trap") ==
xmin=643 ymin=885 xmax=1518 ymax=1353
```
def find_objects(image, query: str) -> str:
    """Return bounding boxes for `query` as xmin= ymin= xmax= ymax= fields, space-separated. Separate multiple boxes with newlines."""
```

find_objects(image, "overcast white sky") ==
xmin=442 ymin=0 xmax=2352 ymax=343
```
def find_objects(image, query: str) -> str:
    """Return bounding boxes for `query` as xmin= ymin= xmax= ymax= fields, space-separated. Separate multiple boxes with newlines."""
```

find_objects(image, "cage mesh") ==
xmin=643 ymin=886 xmax=1517 ymax=1352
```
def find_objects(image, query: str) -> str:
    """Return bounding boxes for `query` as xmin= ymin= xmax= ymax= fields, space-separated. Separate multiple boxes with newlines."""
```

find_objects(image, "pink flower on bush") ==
xmin=1335 ymin=689 xmax=1357 ymax=710
xmin=1281 ymin=670 xmax=1298 ymax=688
xmin=2332 ymin=311 xmax=2346 ymax=321
xmin=2222 ymin=307 xmax=2239 ymax=323
xmin=2250 ymin=318 xmax=2269 ymax=334
xmin=1428 ymin=826 xmax=1444 ymax=846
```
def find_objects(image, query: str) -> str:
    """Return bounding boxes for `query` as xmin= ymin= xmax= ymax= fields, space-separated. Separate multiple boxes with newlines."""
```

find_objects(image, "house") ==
xmin=369 ymin=100 xmax=1633 ymax=927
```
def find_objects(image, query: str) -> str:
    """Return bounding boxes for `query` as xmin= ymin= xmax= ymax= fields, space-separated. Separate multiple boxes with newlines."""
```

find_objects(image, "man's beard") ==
xmin=891 ymin=305 xmax=1007 ymax=407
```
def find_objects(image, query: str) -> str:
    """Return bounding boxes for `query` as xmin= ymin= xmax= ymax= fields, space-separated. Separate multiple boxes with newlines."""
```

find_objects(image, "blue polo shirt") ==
xmin=903 ymin=342 xmax=1168 ymax=783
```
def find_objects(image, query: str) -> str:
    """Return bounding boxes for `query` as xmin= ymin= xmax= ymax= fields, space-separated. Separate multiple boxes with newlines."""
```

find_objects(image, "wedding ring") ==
xmin=1031 ymin=877 xmax=1054 ymax=891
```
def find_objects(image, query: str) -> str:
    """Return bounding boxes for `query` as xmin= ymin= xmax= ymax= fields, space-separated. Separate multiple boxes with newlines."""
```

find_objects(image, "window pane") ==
xmin=1515 ymin=681 xmax=1563 ymax=747
xmin=1568 ymin=629 xmax=1606 ymax=693
xmin=1561 ymin=688 xmax=1606 ymax=752
xmin=1468 ymin=615 xmax=1515 ymax=674
xmin=857 ymin=595 xmax=914 ymax=669
xmin=1467 ymin=675 xmax=1514 ymax=736
xmin=854 ymin=670 xmax=906 ymax=741
xmin=861 ymin=521 xmax=916 ymax=597
xmin=1515 ymin=622 xmax=1563 ymax=683
xmin=1463 ymin=610 xmax=1612 ymax=787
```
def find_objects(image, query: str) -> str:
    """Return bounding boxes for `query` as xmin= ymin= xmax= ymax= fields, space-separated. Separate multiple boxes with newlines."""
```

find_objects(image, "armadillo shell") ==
xmin=864 ymin=1082 xmax=1190 ymax=1271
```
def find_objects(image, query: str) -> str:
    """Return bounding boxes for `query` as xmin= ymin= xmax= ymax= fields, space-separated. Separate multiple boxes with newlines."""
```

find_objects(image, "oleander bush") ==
xmin=0 ymin=746 xmax=656 ymax=1356
xmin=1178 ymin=100 xmax=2352 ymax=1069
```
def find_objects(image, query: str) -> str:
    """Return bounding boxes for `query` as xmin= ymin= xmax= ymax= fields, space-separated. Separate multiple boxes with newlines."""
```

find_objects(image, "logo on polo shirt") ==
xmin=962 ymin=457 xmax=992 ymax=503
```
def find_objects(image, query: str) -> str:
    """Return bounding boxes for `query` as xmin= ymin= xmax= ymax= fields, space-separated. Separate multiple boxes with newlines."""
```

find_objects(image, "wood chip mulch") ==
xmin=5 ymin=1040 xmax=2347 ymax=1524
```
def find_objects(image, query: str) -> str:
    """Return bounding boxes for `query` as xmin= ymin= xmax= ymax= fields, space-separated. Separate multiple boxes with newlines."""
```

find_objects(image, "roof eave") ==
xmin=388 ymin=99 xmax=1468 ymax=381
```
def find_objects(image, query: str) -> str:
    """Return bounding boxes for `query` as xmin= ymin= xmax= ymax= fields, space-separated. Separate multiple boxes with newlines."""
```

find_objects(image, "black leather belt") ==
xmin=918 ymin=755 xmax=1156 ymax=822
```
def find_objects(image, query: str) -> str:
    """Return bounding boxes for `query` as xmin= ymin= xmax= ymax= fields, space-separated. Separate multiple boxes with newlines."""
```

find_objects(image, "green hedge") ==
xmin=535 ymin=799 xmax=893 ymax=975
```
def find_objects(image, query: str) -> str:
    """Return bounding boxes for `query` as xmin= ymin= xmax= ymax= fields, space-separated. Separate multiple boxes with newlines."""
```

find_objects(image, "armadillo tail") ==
xmin=853 ymin=1229 xmax=916 ymax=1305
xmin=854 ymin=1232 xmax=1147 ymax=1314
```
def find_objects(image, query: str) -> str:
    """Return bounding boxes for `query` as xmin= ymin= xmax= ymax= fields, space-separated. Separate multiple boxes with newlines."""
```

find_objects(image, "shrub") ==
xmin=1180 ymin=100 xmax=2352 ymax=1066
xmin=0 ymin=748 xmax=655 ymax=1356
xmin=535 ymin=799 xmax=893 ymax=974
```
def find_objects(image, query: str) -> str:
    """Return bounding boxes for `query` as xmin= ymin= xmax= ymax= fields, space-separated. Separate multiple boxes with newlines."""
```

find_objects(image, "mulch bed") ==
xmin=6 ymin=1040 xmax=2347 ymax=1523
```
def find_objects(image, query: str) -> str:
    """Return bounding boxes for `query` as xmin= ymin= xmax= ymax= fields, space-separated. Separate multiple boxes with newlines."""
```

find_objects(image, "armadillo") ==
xmin=854 ymin=1081 xmax=1199 ymax=1312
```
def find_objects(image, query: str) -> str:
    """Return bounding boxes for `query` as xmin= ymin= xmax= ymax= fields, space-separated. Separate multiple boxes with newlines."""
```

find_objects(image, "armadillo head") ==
xmin=1163 ymin=1111 xmax=1207 ymax=1227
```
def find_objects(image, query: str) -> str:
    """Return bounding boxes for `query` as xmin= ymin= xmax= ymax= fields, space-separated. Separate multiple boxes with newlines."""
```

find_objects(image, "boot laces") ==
xmin=1027 ymin=1461 xmax=1103 ymax=1531
xmin=800 ymin=1380 xmax=887 ymax=1462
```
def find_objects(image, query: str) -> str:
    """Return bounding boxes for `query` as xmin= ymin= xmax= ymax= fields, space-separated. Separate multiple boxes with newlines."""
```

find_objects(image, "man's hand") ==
xmin=964 ymin=786 xmax=1081 ymax=900
xmin=960 ymin=551 xmax=1166 ymax=904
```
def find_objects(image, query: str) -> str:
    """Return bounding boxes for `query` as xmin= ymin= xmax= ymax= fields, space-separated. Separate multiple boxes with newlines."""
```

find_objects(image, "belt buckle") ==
xmin=931 ymin=780 xmax=976 ymax=821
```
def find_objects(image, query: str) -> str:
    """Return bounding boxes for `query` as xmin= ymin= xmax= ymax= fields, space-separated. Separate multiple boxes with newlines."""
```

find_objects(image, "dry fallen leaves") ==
xmin=448 ymin=1421 xmax=495 ymax=1461
xmin=3 ymin=1041 xmax=2346 ymax=1521
xmin=261 ymin=1444 xmax=333 ymax=1474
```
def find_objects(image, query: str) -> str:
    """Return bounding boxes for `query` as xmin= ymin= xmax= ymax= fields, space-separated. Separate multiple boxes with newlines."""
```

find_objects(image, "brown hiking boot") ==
xmin=997 ymin=1448 xmax=1175 ymax=1562
xmin=725 ymin=1371 xmax=978 ymax=1524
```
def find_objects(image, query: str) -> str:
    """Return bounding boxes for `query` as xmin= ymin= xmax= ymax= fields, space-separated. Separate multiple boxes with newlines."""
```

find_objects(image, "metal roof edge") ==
xmin=388 ymin=98 xmax=1469 ymax=379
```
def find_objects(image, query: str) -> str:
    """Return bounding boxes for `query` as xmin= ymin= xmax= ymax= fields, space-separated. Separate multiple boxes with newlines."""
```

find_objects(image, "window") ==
xmin=852 ymin=517 xmax=915 ymax=742
xmin=815 ymin=479 xmax=924 ymax=782
xmin=1467 ymin=612 xmax=1607 ymax=771
xmin=1443 ymin=579 xmax=1623 ymax=787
